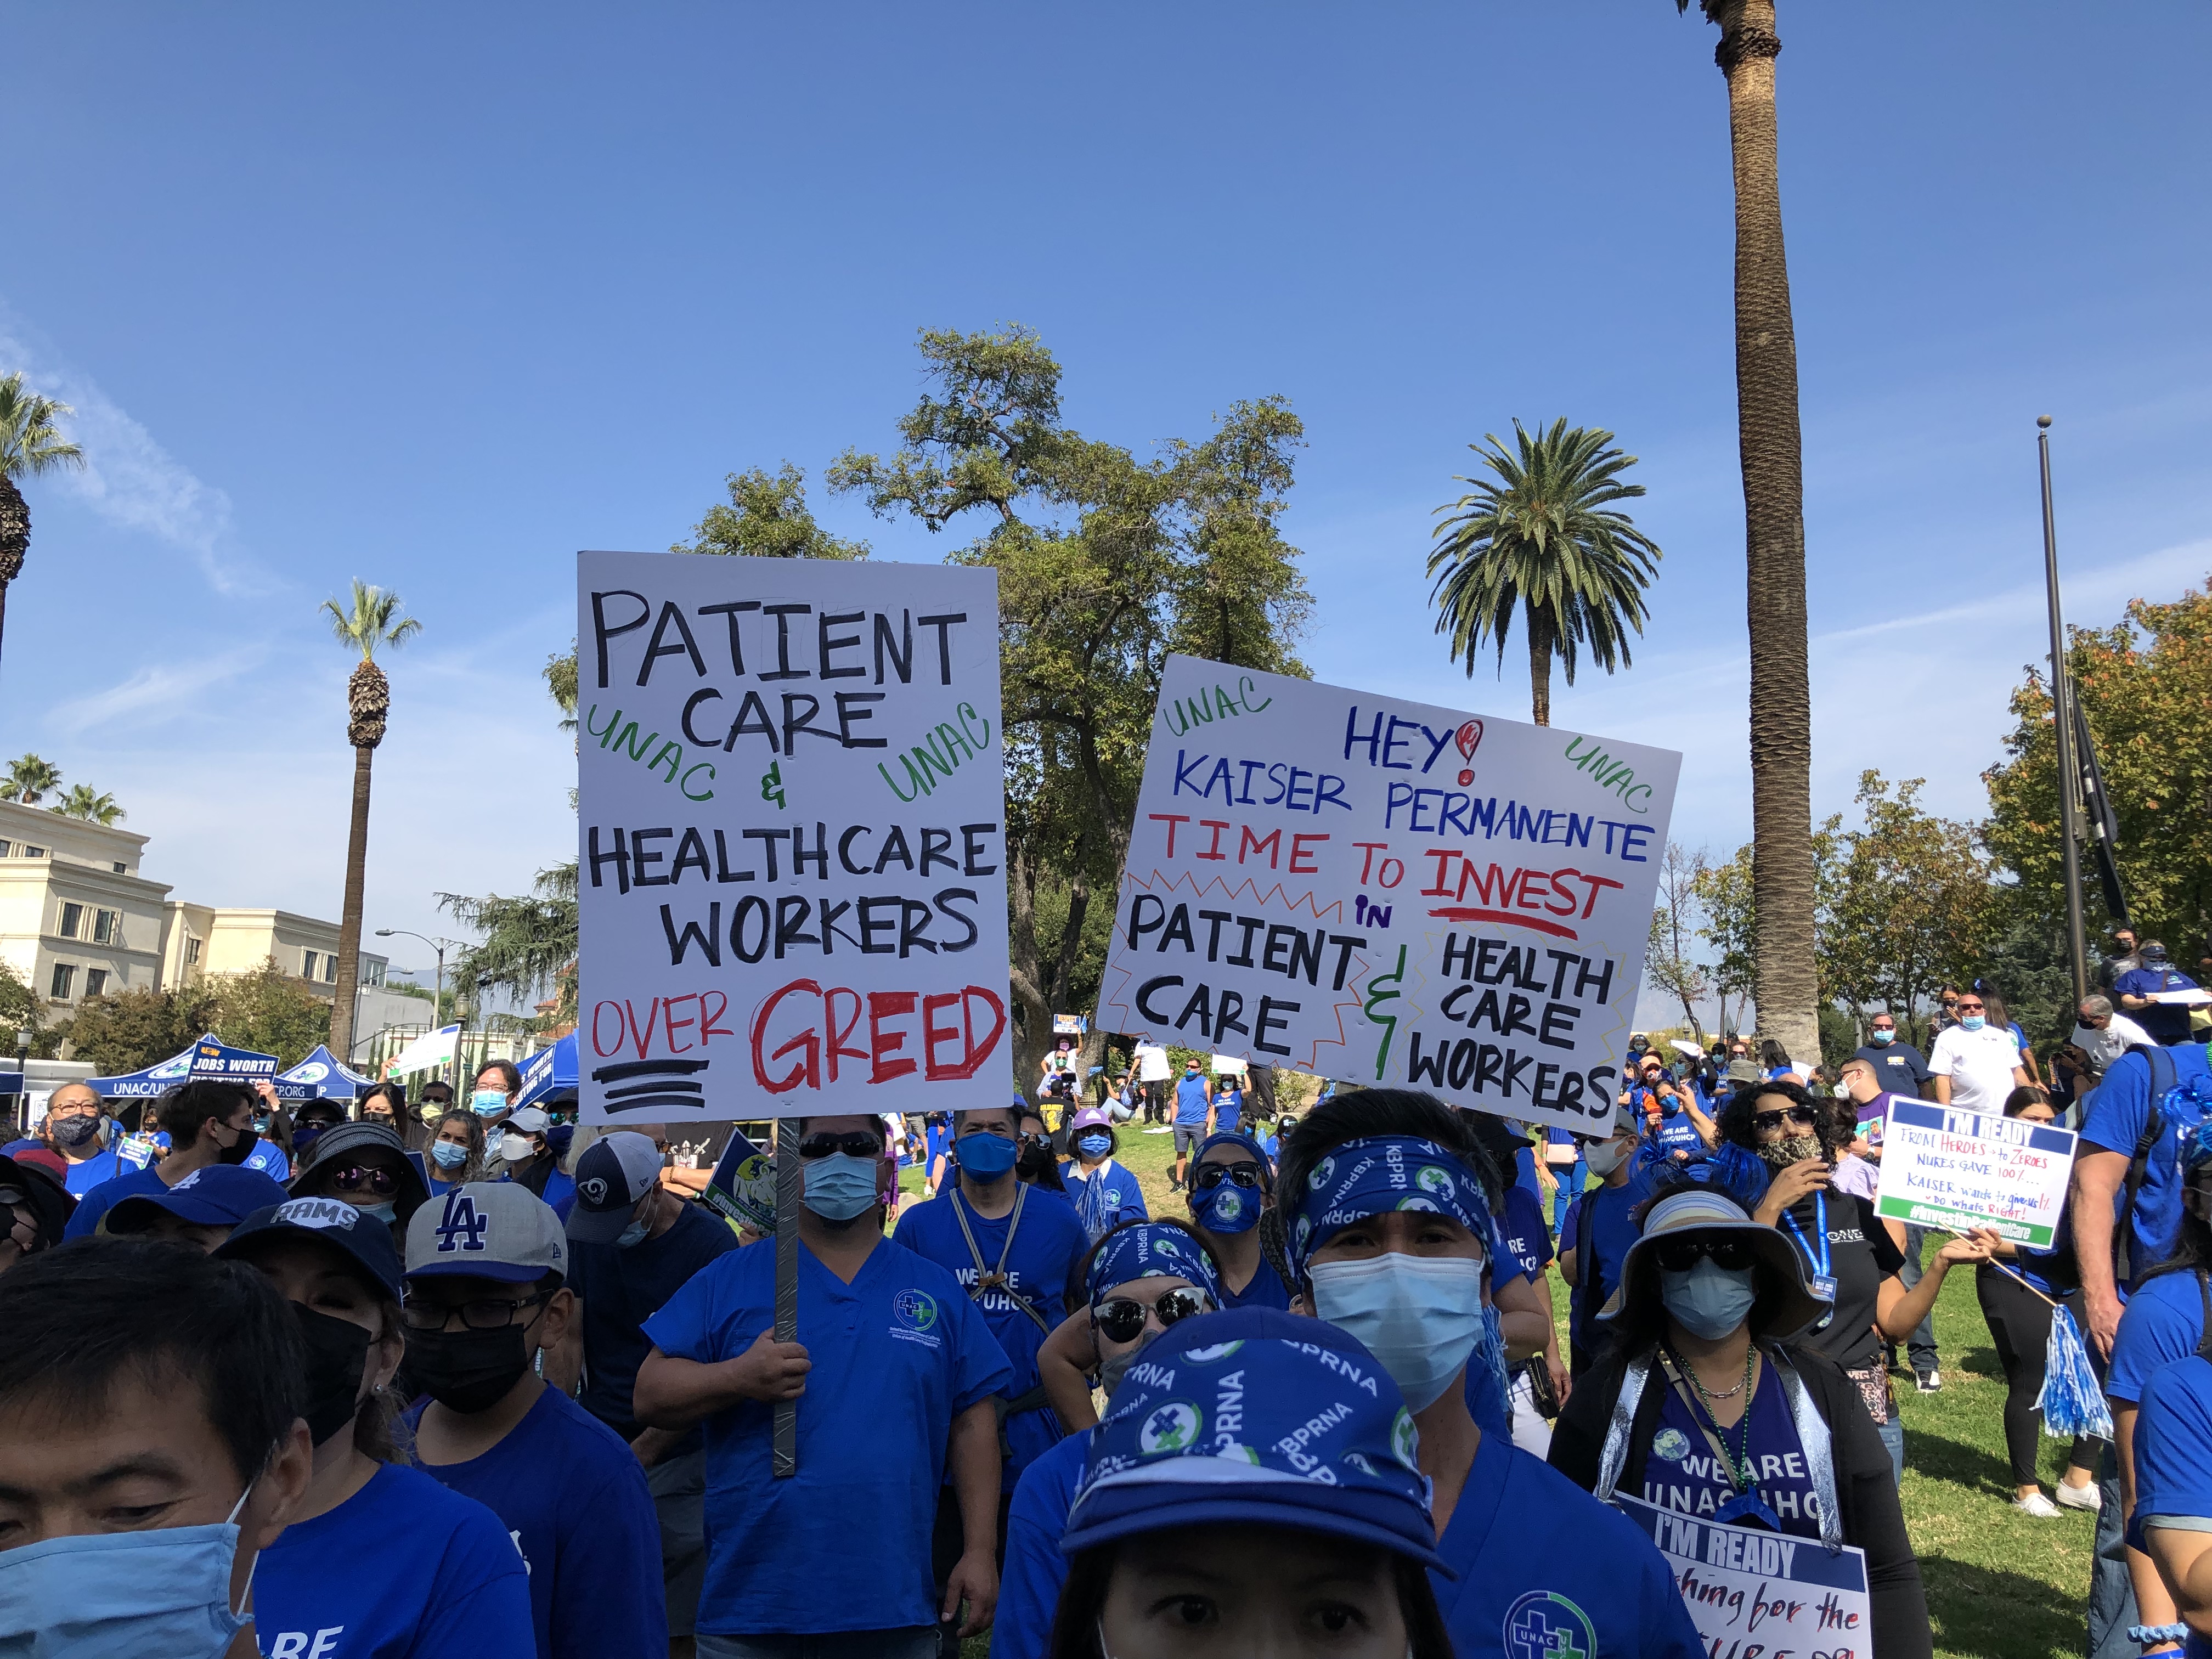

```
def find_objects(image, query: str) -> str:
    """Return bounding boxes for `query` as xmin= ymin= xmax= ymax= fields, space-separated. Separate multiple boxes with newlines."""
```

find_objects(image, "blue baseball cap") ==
xmin=1061 ymin=1307 xmax=1448 ymax=1574
xmin=105 ymin=1165 xmax=292 ymax=1235
xmin=215 ymin=1195 xmax=406 ymax=1302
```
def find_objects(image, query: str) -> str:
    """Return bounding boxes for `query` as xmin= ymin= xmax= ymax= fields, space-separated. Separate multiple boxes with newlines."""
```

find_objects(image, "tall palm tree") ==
xmin=0 ymin=374 xmax=87 ymax=678
xmin=320 ymin=581 xmax=422 ymax=1061
xmin=1679 ymin=0 xmax=1818 ymax=1066
xmin=50 ymin=784 xmax=125 ymax=825
xmin=1426 ymin=419 xmax=1662 ymax=725
xmin=3 ymin=754 xmax=62 ymax=805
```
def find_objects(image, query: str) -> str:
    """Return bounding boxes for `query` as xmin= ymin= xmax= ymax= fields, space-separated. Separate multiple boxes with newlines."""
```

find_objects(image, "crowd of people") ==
xmin=5 ymin=923 xmax=2212 ymax=1658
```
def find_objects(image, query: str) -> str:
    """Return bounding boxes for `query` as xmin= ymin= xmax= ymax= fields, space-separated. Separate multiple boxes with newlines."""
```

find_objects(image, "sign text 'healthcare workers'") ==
xmin=1874 ymin=1097 xmax=2077 ymax=1245
xmin=1617 ymin=1496 xmax=1872 ymax=1659
xmin=1096 ymin=656 xmax=1680 ymax=1132
xmin=575 ymin=551 xmax=1009 ymax=1123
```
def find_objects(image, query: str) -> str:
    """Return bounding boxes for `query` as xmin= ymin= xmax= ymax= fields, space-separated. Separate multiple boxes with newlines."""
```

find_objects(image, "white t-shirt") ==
xmin=1929 ymin=1023 xmax=2025 ymax=1113
xmin=2071 ymin=1013 xmax=2154 ymax=1076
xmin=1133 ymin=1043 xmax=1172 ymax=1082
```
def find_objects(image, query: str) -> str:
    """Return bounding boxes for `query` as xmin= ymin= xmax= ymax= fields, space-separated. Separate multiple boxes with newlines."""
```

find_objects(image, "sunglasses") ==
xmin=1956 ymin=1002 xmax=1985 ymax=1013
xmin=402 ymin=1290 xmax=552 ymax=1332
xmin=1193 ymin=1161 xmax=1263 ymax=1191
xmin=798 ymin=1132 xmax=883 ymax=1160
xmin=1750 ymin=1106 xmax=1820 ymax=1133
xmin=1093 ymin=1286 xmax=1214 ymax=1344
xmin=324 ymin=1164 xmax=400 ymax=1198
xmin=1652 ymin=1236 xmax=1761 ymax=1274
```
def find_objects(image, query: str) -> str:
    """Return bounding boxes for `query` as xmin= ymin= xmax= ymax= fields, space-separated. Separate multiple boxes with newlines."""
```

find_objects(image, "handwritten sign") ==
xmin=1616 ymin=1495 xmax=1871 ymax=1659
xmin=1874 ymin=1097 xmax=2076 ymax=1245
xmin=1094 ymin=656 xmax=1680 ymax=1133
xmin=574 ymin=551 xmax=1009 ymax=1123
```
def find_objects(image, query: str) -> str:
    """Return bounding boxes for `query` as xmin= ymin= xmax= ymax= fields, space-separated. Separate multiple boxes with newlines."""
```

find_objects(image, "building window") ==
xmin=113 ymin=862 xmax=126 ymax=874
xmin=49 ymin=964 xmax=74 ymax=1000
xmin=0 ymin=840 xmax=10 ymax=856
xmin=324 ymin=953 xmax=338 ymax=983
xmin=184 ymin=936 xmax=203 ymax=966
xmin=58 ymin=903 xmax=82 ymax=940
xmin=303 ymin=950 xmax=319 ymax=981
xmin=92 ymin=909 xmax=119 ymax=945
xmin=85 ymin=968 xmax=109 ymax=998
xmin=22 ymin=846 xmax=44 ymax=859
xmin=365 ymin=960 xmax=385 ymax=988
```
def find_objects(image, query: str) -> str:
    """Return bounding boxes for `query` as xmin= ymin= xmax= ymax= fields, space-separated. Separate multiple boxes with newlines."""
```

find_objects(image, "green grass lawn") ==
xmin=929 ymin=1121 xmax=2089 ymax=1659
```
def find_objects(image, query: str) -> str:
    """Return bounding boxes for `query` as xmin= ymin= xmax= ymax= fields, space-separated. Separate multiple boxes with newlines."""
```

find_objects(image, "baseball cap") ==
xmin=105 ymin=1165 xmax=291 ymax=1235
xmin=566 ymin=1132 xmax=666 ymax=1244
xmin=406 ymin=1181 xmax=567 ymax=1284
xmin=216 ymin=1195 xmax=405 ymax=1301
xmin=0 ymin=1152 xmax=76 ymax=1252
xmin=1068 ymin=1106 xmax=1113 ymax=1134
xmin=1062 ymin=1307 xmax=1447 ymax=1574
xmin=504 ymin=1107 xmax=551 ymax=1136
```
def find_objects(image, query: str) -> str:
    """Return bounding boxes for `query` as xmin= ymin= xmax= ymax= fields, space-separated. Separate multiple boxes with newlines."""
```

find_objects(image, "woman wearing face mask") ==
xmin=1559 ymin=1104 xmax=1655 ymax=1378
xmin=215 ymin=1197 xmax=534 ymax=1657
xmin=289 ymin=1120 xmax=432 ymax=1254
xmin=1548 ymin=1168 xmax=1933 ymax=1659
xmin=1000 ymin=1221 xmax=1222 ymax=1659
xmin=425 ymin=1109 xmax=490 ymax=1197
xmin=492 ymin=1105 xmax=577 ymax=1221
xmin=1046 ymin=1307 xmax=1460 ymax=1659
xmin=290 ymin=1099 xmax=347 ymax=1164
xmin=1060 ymin=1107 xmax=1148 ymax=1244
xmin=1184 ymin=1130 xmax=1298 ymax=1311
xmin=359 ymin=1081 xmax=425 ymax=1152
xmin=246 ymin=1102 xmax=295 ymax=1182
xmin=1016 ymin=1104 xmax=1070 ymax=1195
xmin=1280 ymin=1090 xmax=1704 ymax=1659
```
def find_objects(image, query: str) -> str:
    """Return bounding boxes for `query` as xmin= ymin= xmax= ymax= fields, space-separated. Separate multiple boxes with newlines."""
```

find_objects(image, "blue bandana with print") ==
xmin=1087 ymin=1222 xmax=1223 ymax=1307
xmin=1286 ymin=1134 xmax=1498 ymax=1281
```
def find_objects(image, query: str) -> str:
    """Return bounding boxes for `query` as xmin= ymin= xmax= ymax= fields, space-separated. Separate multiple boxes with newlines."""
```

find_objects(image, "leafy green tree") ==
xmin=320 ymin=581 xmax=423 ymax=1061
xmin=64 ymin=964 xmax=330 ymax=1074
xmin=439 ymin=864 xmax=581 ymax=1031
xmin=49 ymin=784 xmax=123 ymax=825
xmin=0 ymin=373 xmax=87 ymax=675
xmin=675 ymin=464 xmax=869 ymax=561
xmin=4 ymin=754 xmax=61 ymax=805
xmin=0 ymin=960 xmax=53 ymax=1056
xmin=213 ymin=964 xmax=336 ymax=1065
xmin=1695 ymin=844 xmax=1757 ymax=1037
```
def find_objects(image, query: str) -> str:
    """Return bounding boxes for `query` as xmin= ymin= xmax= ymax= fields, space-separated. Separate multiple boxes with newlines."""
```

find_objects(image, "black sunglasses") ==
xmin=1750 ymin=1106 xmax=1820 ymax=1133
xmin=324 ymin=1164 xmax=400 ymax=1198
xmin=1193 ymin=1161 xmax=1263 ymax=1191
xmin=1652 ymin=1237 xmax=1761 ymax=1274
xmin=1094 ymin=1286 xmax=1214 ymax=1344
xmin=798 ymin=1132 xmax=882 ymax=1160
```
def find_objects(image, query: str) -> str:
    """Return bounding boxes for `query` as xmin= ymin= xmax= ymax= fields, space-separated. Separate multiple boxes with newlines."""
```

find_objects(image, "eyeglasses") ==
xmin=402 ymin=1290 xmax=552 ymax=1331
xmin=798 ymin=1132 xmax=882 ymax=1160
xmin=1750 ymin=1106 xmax=1820 ymax=1133
xmin=1956 ymin=1002 xmax=1985 ymax=1014
xmin=1193 ymin=1161 xmax=1263 ymax=1191
xmin=1093 ymin=1286 xmax=1215 ymax=1344
xmin=1651 ymin=1236 xmax=1761 ymax=1274
xmin=324 ymin=1164 xmax=400 ymax=1198
xmin=2081 ymin=1013 xmax=2110 ymax=1028
xmin=1939 ymin=997 xmax=1959 ymax=1008
xmin=1870 ymin=1024 xmax=1895 ymax=1032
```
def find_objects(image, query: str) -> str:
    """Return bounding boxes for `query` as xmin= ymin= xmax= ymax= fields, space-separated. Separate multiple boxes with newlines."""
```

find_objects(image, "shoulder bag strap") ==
xmin=1595 ymin=1347 xmax=1654 ymax=1506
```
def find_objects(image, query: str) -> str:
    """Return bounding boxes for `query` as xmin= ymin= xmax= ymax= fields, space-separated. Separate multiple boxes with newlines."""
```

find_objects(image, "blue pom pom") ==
xmin=2040 ymin=1305 xmax=2115 ymax=1441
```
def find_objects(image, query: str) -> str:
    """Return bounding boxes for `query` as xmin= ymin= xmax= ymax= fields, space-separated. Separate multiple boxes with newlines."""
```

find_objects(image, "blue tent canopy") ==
xmin=275 ymin=1045 xmax=377 ymax=1102
xmin=88 ymin=1034 xmax=282 ymax=1098
xmin=516 ymin=1032 xmax=578 ymax=1106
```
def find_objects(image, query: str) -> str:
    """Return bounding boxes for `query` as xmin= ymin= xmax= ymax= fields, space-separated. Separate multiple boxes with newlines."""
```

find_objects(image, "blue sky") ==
xmin=4 ymin=4 xmax=2207 ymax=1024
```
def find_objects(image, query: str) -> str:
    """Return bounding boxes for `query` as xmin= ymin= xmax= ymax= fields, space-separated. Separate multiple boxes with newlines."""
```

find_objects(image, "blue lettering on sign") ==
xmin=1170 ymin=751 xmax=1349 ymax=815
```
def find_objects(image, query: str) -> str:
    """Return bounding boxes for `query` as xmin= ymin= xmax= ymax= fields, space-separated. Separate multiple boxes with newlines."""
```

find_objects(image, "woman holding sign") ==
xmin=1548 ymin=1167 xmax=1933 ymax=1659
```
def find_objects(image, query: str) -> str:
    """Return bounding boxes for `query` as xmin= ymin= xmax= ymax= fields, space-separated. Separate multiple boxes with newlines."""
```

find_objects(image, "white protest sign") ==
xmin=1616 ymin=1496 xmax=1872 ymax=1659
xmin=1874 ymin=1097 xmax=2077 ymax=1245
xmin=575 ymin=552 xmax=1008 ymax=1124
xmin=1095 ymin=656 xmax=1680 ymax=1132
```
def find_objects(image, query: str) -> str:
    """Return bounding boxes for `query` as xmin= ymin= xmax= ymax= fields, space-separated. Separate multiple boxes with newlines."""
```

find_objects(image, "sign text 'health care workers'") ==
xmin=1874 ymin=1098 xmax=2077 ymax=1245
xmin=575 ymin=551 xmax=1009 ymax=1124
xmin=1096 ymin=657 xmax=1680 ymax=1133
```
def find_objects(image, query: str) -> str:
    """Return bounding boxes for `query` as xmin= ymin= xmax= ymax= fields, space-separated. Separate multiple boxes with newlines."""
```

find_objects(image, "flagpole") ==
xmin=2039 ymin=415 xmax=2090 ymax=1005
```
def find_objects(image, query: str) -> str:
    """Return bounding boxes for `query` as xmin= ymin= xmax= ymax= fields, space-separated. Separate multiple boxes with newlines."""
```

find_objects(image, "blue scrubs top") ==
xmin=1062 ymin=1160 xmax=1148 ymax=1243
xmin=644 ymin=1237 xmax=1011 ymax=1637
xmin=60 ymin=1147 xmax=121 ymax=1196
xmin=1560 ymin=1181 xmax=1643 ymax=1355
xmin=2130 ymin=1350 xmax=2212 ymax=1659
xmin=2107 ymin=1270 xmax=2209 ymax=1405
xmin=989 ymin=1430 xmax=1088 ymax=1659
xmin=2081 ymin=1045 xmax=2212 ymax=1290
xmin=61 ymin=1163 xmax=168 ymax=1240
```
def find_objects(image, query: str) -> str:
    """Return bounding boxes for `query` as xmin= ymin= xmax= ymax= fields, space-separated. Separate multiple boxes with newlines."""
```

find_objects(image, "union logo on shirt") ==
xmin=890 ymin=1288 xmax=944 ymax=1349
xmin=1504 ymin=1590 xmax=1596 ymax=1659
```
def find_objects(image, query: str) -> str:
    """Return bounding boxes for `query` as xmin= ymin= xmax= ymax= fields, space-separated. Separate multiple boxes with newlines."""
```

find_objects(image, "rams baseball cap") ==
xmin=405 ymin=1181 xmax=567 ymax=1284
xmin=216 ymin=1195 xmax=405 ymax=1301
xmin=566 ymin=1132 xmax=666 ymax=1244
xmin=106 ymin=1165 xmax=292 ymax=1235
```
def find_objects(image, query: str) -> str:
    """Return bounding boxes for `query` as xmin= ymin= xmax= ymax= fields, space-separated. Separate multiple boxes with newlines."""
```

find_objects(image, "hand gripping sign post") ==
xmin=1873 ymin=1097 xmax=2078 ymax=1244
xmin=577 ymin=551 xmax=1009 ymax=1473
xmin=1096 ymin=656 xmax=1680 ymax=1135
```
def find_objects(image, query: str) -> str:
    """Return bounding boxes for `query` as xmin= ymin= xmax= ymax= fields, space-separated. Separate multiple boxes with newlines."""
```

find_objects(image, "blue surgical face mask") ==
xmin=955 ymin=1131 xmax=1018 ymax=1181
xmin=1660 ymin=1257 xmax=1759 ymax=1341
xmin=614 ymin=1216 xmax=651 ymax=1249
xmin=1074 ymin=1132 xmax=1113 ymax=1160
xmin=1869 ymin=1028 xmax=1895 ymax=1046
xmin=1960 ymin=1014 xmax=1987 ymax=1032
xmin=1190 ymin=1179 xmax=1261 ymax=1235
xmin=430 ymin=1139 xmax=469 ymax=1170
xmin=470 ymin=1091 xmax=509 ymax=1117
xmin=802 ymin=1152 xmax=881 ymax=1221
xmin=0 ymin=1481 xmax=259 ymax=1658
xmin=1307 ymin=1252 xmax=1486 ymax=1412
xmin=359 ymin=1201 xmax=397 ymax=1224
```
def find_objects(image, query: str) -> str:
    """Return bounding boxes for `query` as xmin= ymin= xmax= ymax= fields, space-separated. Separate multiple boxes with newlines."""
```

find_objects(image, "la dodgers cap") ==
xmin=405 ymin=1181 xmax=567 ymax=1284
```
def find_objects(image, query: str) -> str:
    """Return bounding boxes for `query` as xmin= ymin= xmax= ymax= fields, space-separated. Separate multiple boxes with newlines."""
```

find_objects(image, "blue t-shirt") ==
xmin=1174 ymin=1075 xmax=1211 ymax=1126
xmin=1214 ymin=1085 xmax=1243 ymax=1130
xmin=255 ymin=1461 xmax=533 ymax=1659
xmin=1649 ymin=1099 xmax=1705 ymax=1161
xmin=925 ymin=1118 xmax=953 ymax=1184
xmin=246 ymin=1141 xmax=291 ymax=1182
xmin=1560 ymin=1180 xmax=1643 ymax=1355
xmin=61 ymin=1163 xmax=170 ymax=1240
xmin=1218 ymin=1256 xmax=1295 ymax=1311
xmin=2129 ymin=1352 xmax=2212 ymax=1659
xmin=1432 ymin=1429 xmax=1705 ymax=1659
xmin=2080 ymin=1044 xmax=2212 ymax=1289
xmin=571 ymin=1201 xmax=740 ymax=1442
xmin=642 ymin=1237 xmax=1010 ymax=1637
xmin=403 ymin=1387 xmax=665 ymax=1659
xmin=2107 ymin=1269 xmax=2209 ymax=1404
xmin=1062 ymin=1159 xmax=1148 ymax=1243
xmin=2117 ymin=967 xmax=2203 ymax=1045
xmin=989 ymin=1429 xmax=1088 ymax=1659
xmin=894 ymin=1186 xmax=1087 ymax=1477
xmin=58 ymin=1146 xmax=121 ymax=1196
xmin=1498 ymin=1184 xmax=1554 ymax=1284
xmin=1641 ymin=1363 xmax=1822 ymax=1537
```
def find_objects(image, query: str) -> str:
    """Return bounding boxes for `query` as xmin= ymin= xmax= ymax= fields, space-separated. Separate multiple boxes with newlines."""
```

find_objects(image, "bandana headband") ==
xmin=1087 ymin=1223 xmax=1222 ymax=1307
xmin=1286 ymin=1134 xmax=1496 ymax=1281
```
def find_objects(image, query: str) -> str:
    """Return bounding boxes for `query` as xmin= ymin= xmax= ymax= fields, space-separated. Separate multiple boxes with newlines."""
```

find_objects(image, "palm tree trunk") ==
xmin=330 ymin=743 xmax=375 ymax=1062
xmin=1526 ymin=605 xmax=1554 ymax=726
xmin=0 ymin=580 xmax=10 ymax=690
xmin=1713 ymin=0 xmax=1819 ymax=1067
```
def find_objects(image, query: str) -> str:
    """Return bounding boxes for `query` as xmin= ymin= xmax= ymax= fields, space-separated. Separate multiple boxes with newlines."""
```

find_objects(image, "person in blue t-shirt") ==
xmin=2071 ymin=1040 xmax=2212 ymax=1358
xmin=1559 ymin=1104 xmax=1652 ymax=1376
xmin=1183 ymin=1130 xmax=1297 ymax=1312
xmin=2118 ymin=943 xmax=2204 ymax=1047
xmin=246 ymin=1084 xmax=295 ymax=1183
xmin=1624 ymin=1056 xmax=1716 ymax=1164
xmin=636 ymin=1111 xmax=1012 ymax=1657
xmin=923 ymin=1111 xmax=955 ymax=1197
xmin=26 ymin=1081 xmax=122 ymax=1196
xmin=66 ymin=1078 xmax=262 ymax=1240
xmin=1059 ymin=1107 xmax=1148 ymax=1244
xmin=1496 ymin=1176 xmax=1566 ymax=1452
xmin=1278 ymin=1090 xmax=1703 ymax=1659
xmin=1169 ymin=1057 xmax=1212 ymax=1193
xmin=1209 ymin=1073 xmax=1244 ymax=1135
xmin=215 ymin=1194 xmax=535 ymax=1659
xmin=2128 ymin=1355 xmax=2212 ymax=1659
xmin=404 ymin=1181 xmax=665 ymax=1659
xmin=104 ymin=1163 xmax=291 ymax=1252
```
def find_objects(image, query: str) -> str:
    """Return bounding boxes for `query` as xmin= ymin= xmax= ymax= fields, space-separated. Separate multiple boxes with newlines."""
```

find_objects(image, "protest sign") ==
xmin=575 ymin=551 xmax=1008 ymax=1124
xmin=704 ymin=1126 xmax=777 ymax=1232
xmin=1094 ymin=656 xmax=1679 ymax=1132
xmin=1616 ymin=1496 xmax=1871 ymax=1659
xmin=1874 ymin=1097 xmax=2077 ymax=1244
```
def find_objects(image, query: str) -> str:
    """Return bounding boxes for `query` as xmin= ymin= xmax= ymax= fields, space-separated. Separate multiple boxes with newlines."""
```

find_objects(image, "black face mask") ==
xmin=217 ymin=1121 xmax=259 ymax=1165
xmin=407 ymin=1323 xmax=533 ymax=1414
xmin=49 ymin=1114 xmax=101 ymax=1150
xmin=293 ymin=1303 xmax=374 ymax=1446
xmin=1016 ymin=1141 xmax=1055 ymax=1178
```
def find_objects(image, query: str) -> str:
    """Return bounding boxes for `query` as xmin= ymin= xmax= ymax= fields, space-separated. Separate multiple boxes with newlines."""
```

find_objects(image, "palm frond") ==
xmin=321 ymin=579 xmax=422 ymax=661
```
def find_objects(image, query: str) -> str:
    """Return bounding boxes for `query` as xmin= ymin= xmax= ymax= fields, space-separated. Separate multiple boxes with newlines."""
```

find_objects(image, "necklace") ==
xmin=1673 ymin=1344 xmax=1759 ymax=1491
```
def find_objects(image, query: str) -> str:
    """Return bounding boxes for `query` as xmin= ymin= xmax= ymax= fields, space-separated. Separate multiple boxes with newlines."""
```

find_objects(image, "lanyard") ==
xmin=1781 ymin=1190 xmax=1830 ymax=1280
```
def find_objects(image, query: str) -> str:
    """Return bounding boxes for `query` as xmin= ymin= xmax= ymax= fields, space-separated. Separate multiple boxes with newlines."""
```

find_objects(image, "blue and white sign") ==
xmin=1616 ymin=1494 xmax=1871 ymax=1659
xmin=89 ymin=1034 xmax=281 ymax=1098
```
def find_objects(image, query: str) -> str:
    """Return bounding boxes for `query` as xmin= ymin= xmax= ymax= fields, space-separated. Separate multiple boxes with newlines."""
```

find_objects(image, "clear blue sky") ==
xmin=5 ymin=4 xmax=2207 ymax=1025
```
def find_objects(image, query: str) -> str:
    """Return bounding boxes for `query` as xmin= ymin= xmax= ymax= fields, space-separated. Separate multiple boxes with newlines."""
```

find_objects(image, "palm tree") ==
xmin=50 ymin=784 xmax=125 ymax=825
xmin=320 ymin=581 xmax=423 ymax=1061
xmin=3 ymin=754 xmax=62 ymax=805
xmin=0 ymin=375 xmax=88 ymax=677
xmin=1426 ymin=419 xmax=1662 ymax=725
xmin=1678 ymin=0 xmax=1818 ymax=1066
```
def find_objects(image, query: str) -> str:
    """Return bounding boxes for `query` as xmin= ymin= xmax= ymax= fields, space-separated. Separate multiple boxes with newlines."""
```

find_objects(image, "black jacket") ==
xmin=1549 ymin=1339 xmax=1931 ymax=1659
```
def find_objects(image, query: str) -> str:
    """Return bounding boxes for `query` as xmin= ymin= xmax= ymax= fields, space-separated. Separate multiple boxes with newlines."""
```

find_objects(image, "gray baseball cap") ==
xmin=405 ymin=1181 xmax=568 ymax=1285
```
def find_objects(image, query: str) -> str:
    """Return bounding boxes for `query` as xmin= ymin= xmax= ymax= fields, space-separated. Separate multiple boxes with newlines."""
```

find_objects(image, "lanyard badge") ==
xmin=1782 ymin=1193 xmax=1836 ymax=1328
